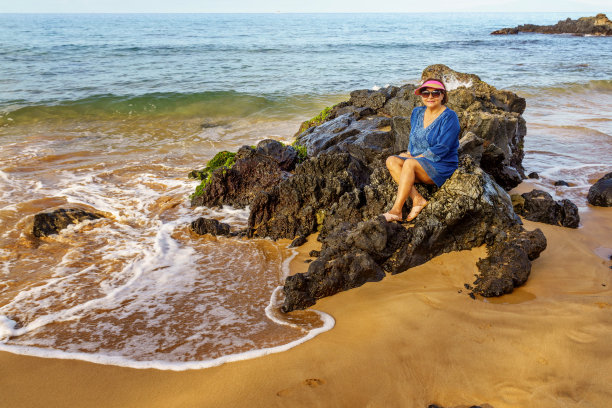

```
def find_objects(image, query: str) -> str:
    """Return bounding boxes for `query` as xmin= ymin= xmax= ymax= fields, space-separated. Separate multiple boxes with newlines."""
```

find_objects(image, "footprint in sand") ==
xmin=276 ymin=378 xmax=326 ymax=397
xmin=495 ymin=382 xmax=532 ymax=403
xmin=566 ymin=329 xmax=597 ymax=344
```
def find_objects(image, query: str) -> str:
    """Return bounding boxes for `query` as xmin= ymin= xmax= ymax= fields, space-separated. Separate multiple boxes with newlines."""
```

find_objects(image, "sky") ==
xmin=0 ymin=0 xmax=610 ymax=13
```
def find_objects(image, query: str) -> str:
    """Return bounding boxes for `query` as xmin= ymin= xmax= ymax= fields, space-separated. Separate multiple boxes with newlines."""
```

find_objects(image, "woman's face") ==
xmin=420 ymin=87 xmax=444 ymax=109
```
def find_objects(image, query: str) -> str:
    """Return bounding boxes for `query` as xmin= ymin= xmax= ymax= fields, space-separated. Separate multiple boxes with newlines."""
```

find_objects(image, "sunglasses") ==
xmin=420 ymin=90 xmax=443 ymax=98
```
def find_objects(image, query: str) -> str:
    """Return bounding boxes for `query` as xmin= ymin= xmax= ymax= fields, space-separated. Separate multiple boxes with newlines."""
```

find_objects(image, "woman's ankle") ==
xmin=412 ymin=195 xmax=427 ymax=206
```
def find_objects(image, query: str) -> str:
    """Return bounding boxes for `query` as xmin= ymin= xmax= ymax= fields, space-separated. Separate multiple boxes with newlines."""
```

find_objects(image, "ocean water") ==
xmin=0 ymin=12 xmax=611 ymax=369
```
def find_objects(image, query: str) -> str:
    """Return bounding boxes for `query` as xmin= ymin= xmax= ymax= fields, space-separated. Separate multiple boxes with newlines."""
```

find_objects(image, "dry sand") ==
xmin=1 ymin=193 xmax=611 ymax=408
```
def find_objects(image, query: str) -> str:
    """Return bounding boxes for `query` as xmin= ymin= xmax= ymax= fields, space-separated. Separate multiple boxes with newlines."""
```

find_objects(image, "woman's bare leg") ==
xmin=386 ymin=155 xmax=420 ymax=202
xmin=384 ymin=156 xmax=432 ymax=221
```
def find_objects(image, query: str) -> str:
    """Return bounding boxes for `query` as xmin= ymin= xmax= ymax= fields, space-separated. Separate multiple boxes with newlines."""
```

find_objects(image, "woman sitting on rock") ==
xmin=383 ymin=78 xmax=460 ymax=222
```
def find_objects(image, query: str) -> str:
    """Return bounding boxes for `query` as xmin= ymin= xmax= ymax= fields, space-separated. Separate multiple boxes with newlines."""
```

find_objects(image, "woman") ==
xmin=383 ymin=78 xmax=460 ymax=222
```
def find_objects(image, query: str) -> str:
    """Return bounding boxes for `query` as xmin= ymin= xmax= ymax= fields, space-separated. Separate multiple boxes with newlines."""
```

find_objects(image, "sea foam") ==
xmin=0 ymin=158 xmax=334 ymax=370
xmin=0 ymin=315 xmax=18 ymax=341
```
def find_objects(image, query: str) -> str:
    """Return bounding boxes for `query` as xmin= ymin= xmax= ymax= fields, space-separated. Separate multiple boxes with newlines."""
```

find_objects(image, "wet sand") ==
xmin=1 ymin=195 xmax=611 ymax=408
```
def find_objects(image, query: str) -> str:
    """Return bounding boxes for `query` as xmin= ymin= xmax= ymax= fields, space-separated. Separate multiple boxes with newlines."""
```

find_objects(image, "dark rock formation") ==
xmin=33 ymin=208 xmax=104 ymax=237
xmin=248 ymin=152 xmax=372 ymax=240
xmin=474 ymin=227 xmax=547 ymax=296
xmin=254 ymin=139 xmax=298 ymax=171
xmin=191 ymin=139 xmax=297 ymax=208
xmin=554 ymin=180 xmax=570 ymax=187
xmin=191 ymin=217 xmax=231 ymax=236
xmin=528 ymin=172 xmax=539 ymax=179
xmin=491 ymin=27 xmax=519 ymax=35
xmin=289 ymin=235 xmax=308 ymax=248
xmin=296 ymin=113 xmax=394 ymax=166
xmin=428 ymin=404 xmax=494 ymax=408
xmin=296 ymin=65 xmax=527 ymax=190
xmin=190 ymin=65 xmax=546 ymax=312
xmin=458 ymin=132 xmax=484 ymax=165
xmin=587 ymin=172 xmax=612 ymax=207
xmin=512 ymin=189 xmax=580 ymax=228
xmin=281 ymin=157 xmax=546 ymax=312
xmin=491 ymin=13 xmax=612 ymax=36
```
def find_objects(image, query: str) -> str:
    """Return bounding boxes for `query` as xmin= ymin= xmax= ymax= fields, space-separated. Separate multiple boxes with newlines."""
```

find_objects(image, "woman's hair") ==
xmin=420 ymin=77 xmax=448 ymax=105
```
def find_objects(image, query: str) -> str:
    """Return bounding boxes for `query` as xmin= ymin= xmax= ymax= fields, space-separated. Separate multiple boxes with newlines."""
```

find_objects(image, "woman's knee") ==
xmin=401 ymin=158 xmax=418 ymax=172
xmin=386 ymin=156 xmax=400 ymax=170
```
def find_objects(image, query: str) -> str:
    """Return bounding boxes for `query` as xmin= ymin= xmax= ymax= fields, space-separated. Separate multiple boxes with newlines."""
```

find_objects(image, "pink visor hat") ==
xmin=415 ymin=80 xmax=446 ymax=95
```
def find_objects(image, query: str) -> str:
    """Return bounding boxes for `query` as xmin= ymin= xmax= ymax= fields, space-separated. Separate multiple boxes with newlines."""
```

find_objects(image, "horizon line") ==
xmin=0 ymin=11 xmax=608 ymax=14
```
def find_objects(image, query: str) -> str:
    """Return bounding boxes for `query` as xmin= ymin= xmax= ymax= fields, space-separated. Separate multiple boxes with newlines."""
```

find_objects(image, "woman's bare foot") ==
xmin=406 ymin=199 xmax=427 ymax=221
xmin=382 ymin=211 xmax=402 ymax=222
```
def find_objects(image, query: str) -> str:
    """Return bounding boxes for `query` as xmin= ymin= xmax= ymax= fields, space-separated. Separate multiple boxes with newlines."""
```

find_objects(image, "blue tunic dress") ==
xmin=407 ymin=106 xmax=460 ymax=187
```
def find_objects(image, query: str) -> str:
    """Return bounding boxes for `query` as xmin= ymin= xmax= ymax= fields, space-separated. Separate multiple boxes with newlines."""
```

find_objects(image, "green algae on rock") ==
xmin=189 ymin=151 xmax=236 ymax=199
xmin=295 ymin=105 xmax=335 ymax=136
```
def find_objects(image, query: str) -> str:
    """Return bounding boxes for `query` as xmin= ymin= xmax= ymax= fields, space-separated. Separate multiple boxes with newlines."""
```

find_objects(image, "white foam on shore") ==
xmin=1 ymin=237 xmax=335 ymax=370
xmin=0 ymin=158 xmax=336 ymax=370
xmin=0 ymin=228 xmax=335 ymax=370
xmin=0 ymin=309 xmax=335 ymax=371
xmin=0 ymin=315 xmax=18 ymax=341
xmin=198 ymin=205 xmax=251 ymax=227
xmin=264 ymin=246 xmax=335 ymax=332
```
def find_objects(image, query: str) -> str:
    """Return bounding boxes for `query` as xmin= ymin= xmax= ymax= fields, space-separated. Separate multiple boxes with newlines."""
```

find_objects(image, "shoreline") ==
xmin=2 ymin=190 xmax=611 ymax=407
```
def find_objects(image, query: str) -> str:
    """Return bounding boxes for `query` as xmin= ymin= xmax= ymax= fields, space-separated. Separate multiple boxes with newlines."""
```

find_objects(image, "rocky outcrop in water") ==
xmin=191 ymin=139 xmax=298 ymax=208
xmin=190 ymin=65 xmax=546 ymax=312
xmin=191 ymin=217 xmax=232 ymax=236
xmin=248 ymin=151 xmax=372 ymax=240
xmin=587 ymin=172 xmax=612 ymax=207
xmin=511 ymin=189 xmax=580 ymax=228
xmin=491 ymin=13 xmax=612 ymax=36
xmin=281 ymin=157 xmax=546 ymax=312
xmin=32 ymin=208 xmax=105 ymax=237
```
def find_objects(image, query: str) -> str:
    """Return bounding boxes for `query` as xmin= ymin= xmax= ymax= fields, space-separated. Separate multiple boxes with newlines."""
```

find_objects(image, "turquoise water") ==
xmin=1 ymin=12 xmax=611 ymax=112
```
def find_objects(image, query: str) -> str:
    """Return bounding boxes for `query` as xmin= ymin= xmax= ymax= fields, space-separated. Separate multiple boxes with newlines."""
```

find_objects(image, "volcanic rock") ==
xmin=296 ymin=113 xmax=394 ymax=166
xmin=512 ymin=189 xmax=580 ymax=228
xmin=491 ymin=27 xmax=519 ymax=35
xmin=191 ymin=140 xmax=296 ymax=208
xmin=191 ymin=217 xmax=231 ymax=236
xmin=295 ymin=64 xmax=527 ymax=190
xmin=254 ymin=139 xmax=298 ymax=171
xmin=474 ymin=227 xmax=547 ymax=296
xmin=491 ymin=13 xmax=612 ymax=36
xmin=190 ymin=65 xmax=546 ymax=312
xmin=281 ymin=157 xmax=546 ymax=312
xmin=428 ymin=404 xmax=494 ymax=408
xmin=587 ymin=172 xmax=612 ymax=207
xmin=289 ymin=235 xmax=308 ymax=248
xmin=32 ymin=208 xmax=105 ymax=237
xmin=247 ymin=152 xmax=371 ymax=240
xmin=458 ymin=132 xmax=484 ymax=164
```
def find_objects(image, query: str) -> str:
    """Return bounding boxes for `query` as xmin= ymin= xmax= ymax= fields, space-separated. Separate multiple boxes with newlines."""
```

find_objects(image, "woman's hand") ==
xmin=400 ymin=152 xmax=424 ymax=159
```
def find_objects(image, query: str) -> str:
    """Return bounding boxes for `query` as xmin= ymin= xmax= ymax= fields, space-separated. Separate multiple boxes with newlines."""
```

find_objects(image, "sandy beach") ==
xmin=2 ymin=180 xmax=610 ymax=408
xmin=2 ymin=11 xmax=612 ymax=408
